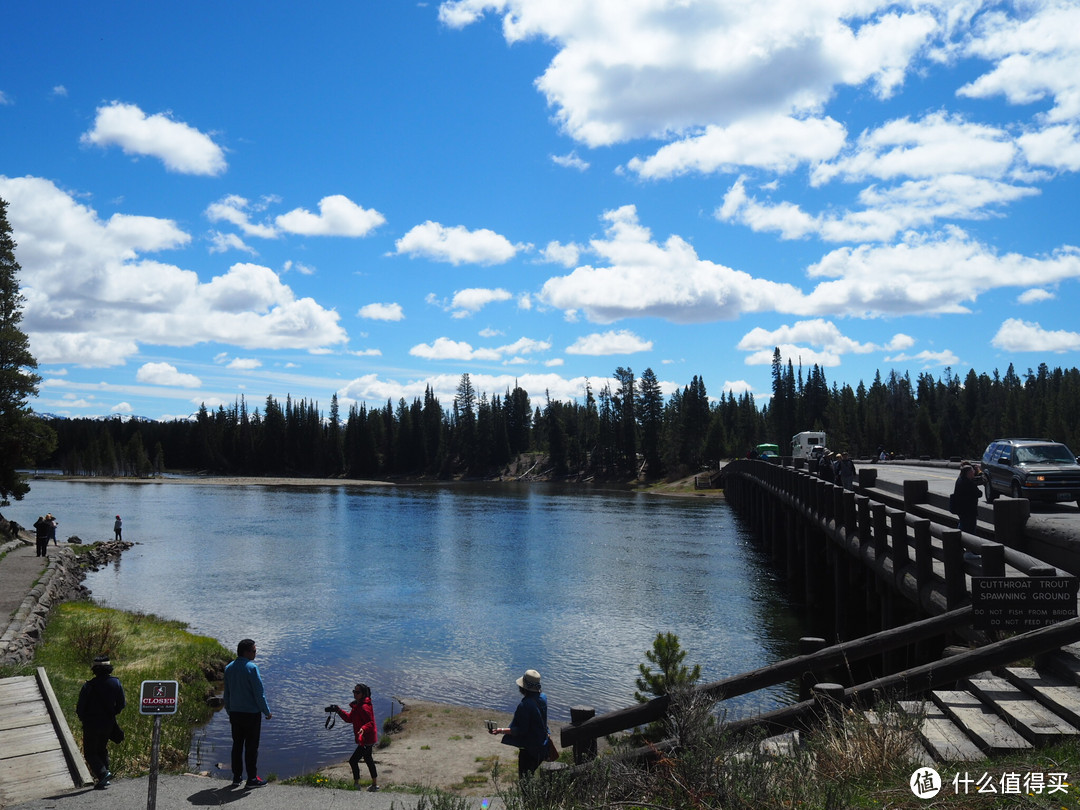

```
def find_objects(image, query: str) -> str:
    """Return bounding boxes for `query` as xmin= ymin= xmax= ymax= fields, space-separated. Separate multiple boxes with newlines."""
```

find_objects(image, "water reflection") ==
xmin=8 ymin=479 xmax=807 ymax=778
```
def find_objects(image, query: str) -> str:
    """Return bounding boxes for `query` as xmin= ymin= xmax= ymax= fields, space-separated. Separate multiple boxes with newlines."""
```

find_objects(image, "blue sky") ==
xmin=2 ymin=1 xmax=1079 ymax=421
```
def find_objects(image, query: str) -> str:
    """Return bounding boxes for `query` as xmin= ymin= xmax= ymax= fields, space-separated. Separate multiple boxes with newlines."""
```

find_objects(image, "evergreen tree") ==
xmin=634 ymin=631 xmax=701 ymax=703
xmin=0 ymin=197 xmax=55 ymax=503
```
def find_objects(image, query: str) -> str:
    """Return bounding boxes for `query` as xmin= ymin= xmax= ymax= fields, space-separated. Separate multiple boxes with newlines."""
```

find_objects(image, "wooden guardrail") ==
xmin=559 ymin=459 xmax=1079 ymax=766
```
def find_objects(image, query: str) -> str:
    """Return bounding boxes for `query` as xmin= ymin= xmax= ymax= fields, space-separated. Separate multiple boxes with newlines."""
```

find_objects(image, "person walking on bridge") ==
xmin=953 ymin=463 xmax=981 ymax=533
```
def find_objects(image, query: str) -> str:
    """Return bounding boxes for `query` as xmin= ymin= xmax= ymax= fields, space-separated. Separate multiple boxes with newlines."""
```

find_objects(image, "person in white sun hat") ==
xmin=489 ymin=668 xmax=551 ymax=778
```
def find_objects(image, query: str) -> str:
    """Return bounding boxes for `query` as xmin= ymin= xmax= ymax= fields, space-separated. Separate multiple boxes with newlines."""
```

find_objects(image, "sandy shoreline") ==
xmin=314 ymin=697 xmax=572 ymax=796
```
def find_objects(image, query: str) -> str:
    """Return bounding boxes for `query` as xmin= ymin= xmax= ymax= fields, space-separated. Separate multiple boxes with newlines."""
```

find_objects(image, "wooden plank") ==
xmin=0 ymin=724 xmax=64 ymax=759
xmin=864 ymin=709 xmax=935 ymax=766
xmin=932 ymin=690 xmax=1032 ymax=755
xmin=1037 ymin=647 xmax=1080 ymax=686
xmin=0 ymin=703 xmax=51 ymax=731
xmin=898 ymin=700 xmax=983 ymax=762
xmin=1001 ymin=666 xmax=1080 ymax=728
xmin=36 ymin=666 xmax=92 ymax=787
xmin=966 ymin=675 xmax=1079 ymax=744
xmin=0 ymin=771 xmax=80 ymax=807
xmin=0 ymin=678 xmax=41 ymax=701
xmin=0 ymin=749 xmax=73 ymax=783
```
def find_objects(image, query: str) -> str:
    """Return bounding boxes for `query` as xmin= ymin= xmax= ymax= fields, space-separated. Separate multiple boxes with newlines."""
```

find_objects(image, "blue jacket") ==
xmin=223 ymin=657 xmax=271 ymax=716
xmin=502 ymin=692 xmax=548 ymax=753
xmin=76 ymin=675 xmax=126 ymax=731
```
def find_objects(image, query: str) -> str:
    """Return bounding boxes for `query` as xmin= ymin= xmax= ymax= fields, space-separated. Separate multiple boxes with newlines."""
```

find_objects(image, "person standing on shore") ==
xmin=113 ymin=515 xmax=122 ymax=542
xmin=34 ymin=515 xmax=49 ymax=557
xmin=76 ymin=655 xmax=126 ymax=789
xmin=489 ymin=669 xmax=550 ymax=778
xmin=46 ymin=512 xmax=58 ymax=545
xmin=223 ymin=638 xmax=272 ymax=788
xmin=330 ymin=683 xmax=379 ymax=791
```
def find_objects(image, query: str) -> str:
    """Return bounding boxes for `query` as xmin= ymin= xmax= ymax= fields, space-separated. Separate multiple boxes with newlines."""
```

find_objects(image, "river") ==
xmin=7 ymin=478 xmax=808 ymax=778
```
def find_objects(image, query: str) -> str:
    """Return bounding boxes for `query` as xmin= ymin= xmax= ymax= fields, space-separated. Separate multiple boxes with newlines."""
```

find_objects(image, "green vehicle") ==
xmin=755 ymin=443 xmax=780 ymax=459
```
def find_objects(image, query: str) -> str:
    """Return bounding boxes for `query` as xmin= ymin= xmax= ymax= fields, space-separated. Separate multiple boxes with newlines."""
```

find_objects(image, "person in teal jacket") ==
xmin=223 ymin=638 xmax=272 ymax=788
xmin=489 ymin=669 xmax=550 ymax=778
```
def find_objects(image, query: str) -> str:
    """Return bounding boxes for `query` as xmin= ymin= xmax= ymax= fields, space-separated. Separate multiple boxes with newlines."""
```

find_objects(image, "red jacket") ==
xmin=337 ymin=697 xmax=377 ymax=746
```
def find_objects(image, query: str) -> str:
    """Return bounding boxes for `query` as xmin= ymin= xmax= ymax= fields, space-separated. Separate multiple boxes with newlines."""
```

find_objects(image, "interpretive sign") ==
xmin=139 ymin=680 xmax=179 ymax=715
xmin=972 ymin=577 xmax=1078 ymax=631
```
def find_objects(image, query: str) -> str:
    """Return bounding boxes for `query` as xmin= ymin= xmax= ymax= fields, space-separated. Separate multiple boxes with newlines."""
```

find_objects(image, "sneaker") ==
xmin=368 ymin=784 xmax=380 ymax=792
xmin=231 ymin=777 xmax=243 ymax=786
xmin=246 ymin=776 xmax=268 ymax=788
xmin=94 ymin=780 xmax=110 ymax=790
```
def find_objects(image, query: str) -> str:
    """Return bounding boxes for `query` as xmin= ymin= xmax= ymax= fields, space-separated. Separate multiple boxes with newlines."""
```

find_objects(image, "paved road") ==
xmin=6 ymin=773 xmax=498 ymax=810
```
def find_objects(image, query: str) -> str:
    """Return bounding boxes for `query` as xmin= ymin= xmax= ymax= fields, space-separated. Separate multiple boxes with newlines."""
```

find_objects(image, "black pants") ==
xmin=229 ymin=712 xmax=262 ymax=780
xmin=518 ymin=747 xmax=542 ymax=778
xmin=83 ymin=726 xmax=111 ymax=780
xmin=36 ymin=538 xmax=49 ymax=557
xmin=349 ymin=744 xmax=376 ymax=781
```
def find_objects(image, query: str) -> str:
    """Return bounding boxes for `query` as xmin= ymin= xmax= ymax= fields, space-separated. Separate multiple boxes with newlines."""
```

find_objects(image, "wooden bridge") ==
xmin=0 ymin=668 xmax=91 ymax=806
xmin=561 ymin=459 xmax=1080 ymax=767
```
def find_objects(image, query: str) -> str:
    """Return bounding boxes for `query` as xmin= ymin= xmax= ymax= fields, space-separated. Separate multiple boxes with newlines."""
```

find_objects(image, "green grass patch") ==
xmin=23 ymin=601 xmax=230 ymax=778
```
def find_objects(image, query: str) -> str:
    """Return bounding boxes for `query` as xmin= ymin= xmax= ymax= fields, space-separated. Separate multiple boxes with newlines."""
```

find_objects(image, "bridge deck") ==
xmin=0 ymin=670 xmax=91 ymax=806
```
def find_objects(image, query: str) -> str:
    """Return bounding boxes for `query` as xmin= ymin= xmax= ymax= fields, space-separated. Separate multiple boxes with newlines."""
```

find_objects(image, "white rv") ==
xmin=792 ymin=431 xmax=827 ymax=460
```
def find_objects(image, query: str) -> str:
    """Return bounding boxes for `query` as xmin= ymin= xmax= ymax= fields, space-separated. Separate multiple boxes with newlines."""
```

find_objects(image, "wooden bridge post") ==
xmin=980 ymin=543 xmax=1006 ymax=577
xmin=914 ymin=519 xmax=932 ymax=595
xmin=993 ymin=498 xmax=1031 ymax=552
xmin=813 ymin=682 xmax=846 ymax=719
xmin=889 ymin=509 xmax=909 ymax=570
xmin=856 ymin=496 xmax=871 ymax=549
xmin=798 ymin=637 xmax=827 ymax=700
xmin=843 ymin=491 xmax=857 ymax=537
xmin=940 ymin=528 xmax=966 ymax=608
xmin=834 ymin=552 xmax=851 ymax=641
xmin=871 ymin=503 xmax=887 ymax=560
xmin=569 ymin=706 xmax=597 ymax=763
xmin=903 ymin=479 xmax=928 ymax=507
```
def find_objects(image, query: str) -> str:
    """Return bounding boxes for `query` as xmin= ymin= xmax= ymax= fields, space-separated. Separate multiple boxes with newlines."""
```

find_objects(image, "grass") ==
xmin=2 ymin=600 xmax=231 ymax=778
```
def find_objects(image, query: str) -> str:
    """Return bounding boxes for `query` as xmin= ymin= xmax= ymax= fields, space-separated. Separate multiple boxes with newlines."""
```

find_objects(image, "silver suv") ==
xmin=981 ymin=439 xmax=1080 ymax=505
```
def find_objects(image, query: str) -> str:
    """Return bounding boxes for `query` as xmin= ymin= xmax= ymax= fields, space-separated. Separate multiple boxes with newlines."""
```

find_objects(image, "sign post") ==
xmin=139 ymin=680 xmax=179 ymax=810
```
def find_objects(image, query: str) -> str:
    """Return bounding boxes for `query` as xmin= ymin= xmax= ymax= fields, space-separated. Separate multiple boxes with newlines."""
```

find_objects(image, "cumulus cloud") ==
xmin=209 ymin=231 xmax=256 ymax=255
xmin=991 ymin=318 xmax=1080 ymax=353
xmin=409 ymin=335 xmax=551 ymax=363
xmin=81 ymin=101 xmax=226 ymax=175
xmin=227 ymin=358 xmax=262 ymax=370
xmin=439 ymin=0 xmax=939 ymax=147
xmin=338 ymin=370 xmax=602 ymax=408
xmin=551 ymin=151 xmax=589 ymax=171
xmin=206 ymin=195 xmax=280 ymax=238
xmin=450 ymin=288 xmax=513 ymax=317
xmin=565 ymin=329 xmax=653 ymax=355
xmin=883 ymin=349 xmax=960 ymax=368
xmin=540 ymin=205 xmax=803 ymax=323
xmin=1017 ymin=288 xmax=1055 ymax=304
xmin=395 ymin=221 xmax=523 ymax=265
xmin=136 ymin=361 xmax=202 ymax=387
xmin=0 ymin=175 xmax=347 ymax=366
xmin=275 ymin=195 xmax=386 ymax=237
xmin=736 ymin=319 xmax=914 ymax=365
xmin=358 ymin=302 xmax=405 ymax=321
xmin=539 ymin=240 xmax=582 ymax=267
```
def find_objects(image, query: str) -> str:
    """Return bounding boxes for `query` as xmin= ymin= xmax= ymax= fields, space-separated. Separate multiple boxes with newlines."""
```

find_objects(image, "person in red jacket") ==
xmin=332 ymin=683 xmax=378 ymax=791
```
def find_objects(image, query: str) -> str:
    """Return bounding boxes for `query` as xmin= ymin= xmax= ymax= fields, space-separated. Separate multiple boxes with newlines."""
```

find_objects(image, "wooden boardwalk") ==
xmin=0 ymin=668 xmax=92 ymax=806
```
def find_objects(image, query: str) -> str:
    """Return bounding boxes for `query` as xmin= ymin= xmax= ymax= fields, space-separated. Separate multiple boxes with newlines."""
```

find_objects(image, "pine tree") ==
xmin=0 ymin=196 xmax=54 ymax=504
xmin=634 ymin=631 xmax=701 ymax=703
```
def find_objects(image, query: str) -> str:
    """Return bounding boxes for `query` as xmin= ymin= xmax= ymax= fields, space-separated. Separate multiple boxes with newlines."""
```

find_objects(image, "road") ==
xmin=871 ymin=460 xmax=1080 ymax=538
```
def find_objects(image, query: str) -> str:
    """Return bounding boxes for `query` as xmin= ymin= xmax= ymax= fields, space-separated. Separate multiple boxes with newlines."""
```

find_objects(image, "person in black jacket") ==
xmin=953 ymin=463 xmax=982 ymax=533
xmin=76 ymin=655 xmax=126 ymax=789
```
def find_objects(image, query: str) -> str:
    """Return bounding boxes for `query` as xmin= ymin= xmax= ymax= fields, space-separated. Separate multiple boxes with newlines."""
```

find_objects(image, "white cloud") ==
xmin=991 ymin=318 xmax=1080 ymax=353
xmin=209 ymin=231 xmax=256 ymax=255
xmin=275 ymin=194 xmax=386 ymax=237
xmin=52 ymin=85 xmax=68 ymax=97
xmin=409 ymin=334 xmax=551 ymax=363
xmin=628 ymin=115 xmax=846 ymax=179
xmin=136 ymin=362 xmax=202 ymax=388
xmin=81 ymin=101 xmax=226 ymax=175
xmin=540 ymin=205 xmax=803 ymax=323
xmin=736 ymin=319 xmax=912 ymax=364
xmin=551 ymin=151 xmax=590 ymax=171
xmin=540 ymin=240 xmax=581 ymax=267
xmin=566 ymin=329 xmax=652 ymax=355
xmin=958 ymin=3 xmax=1080 ymax=124
xmin=206 ymin=195 xmax=279 ymax=238
xmin=439 ymin=0 xmax=939 ymax=147
xmin=227 ymin=358 xmax=262 ymax=370
xmin=1017 ymin=288 xmax=1055 ymax=304
xmin=358 ymin=302 xmax=405 ymax=321
xmin=450 ymin=288 xmax=513 ymax=317
xmin=110 ymin=401 xmax=133 ymax=413
xmin=0 ymin=175 xmax=347 ymax=366
xmin=1018 ymin=125 xmax=1080 ymax=172
xmin=0 ymin=91 xmax=11 ymax=105
xmin=395 ymin=221 xmax=523 ymax=265
xmin=338 ymin=370 xmax=602 ymax=407
xmin=883 ymin=349 xmax=960 ymax=368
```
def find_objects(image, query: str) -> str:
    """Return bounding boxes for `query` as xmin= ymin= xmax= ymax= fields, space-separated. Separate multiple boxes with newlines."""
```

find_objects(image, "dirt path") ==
xmin=317 ymin=698 xmax=566 ymax=796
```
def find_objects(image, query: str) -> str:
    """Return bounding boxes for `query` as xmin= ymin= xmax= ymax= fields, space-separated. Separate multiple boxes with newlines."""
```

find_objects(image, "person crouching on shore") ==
xmin=330 ymin=683 xmax=378 ymax=791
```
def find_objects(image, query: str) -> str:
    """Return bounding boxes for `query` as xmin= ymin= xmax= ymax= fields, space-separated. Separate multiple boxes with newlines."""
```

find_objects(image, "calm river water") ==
xmin=8 ymin=478 xmax=808 ymax=778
